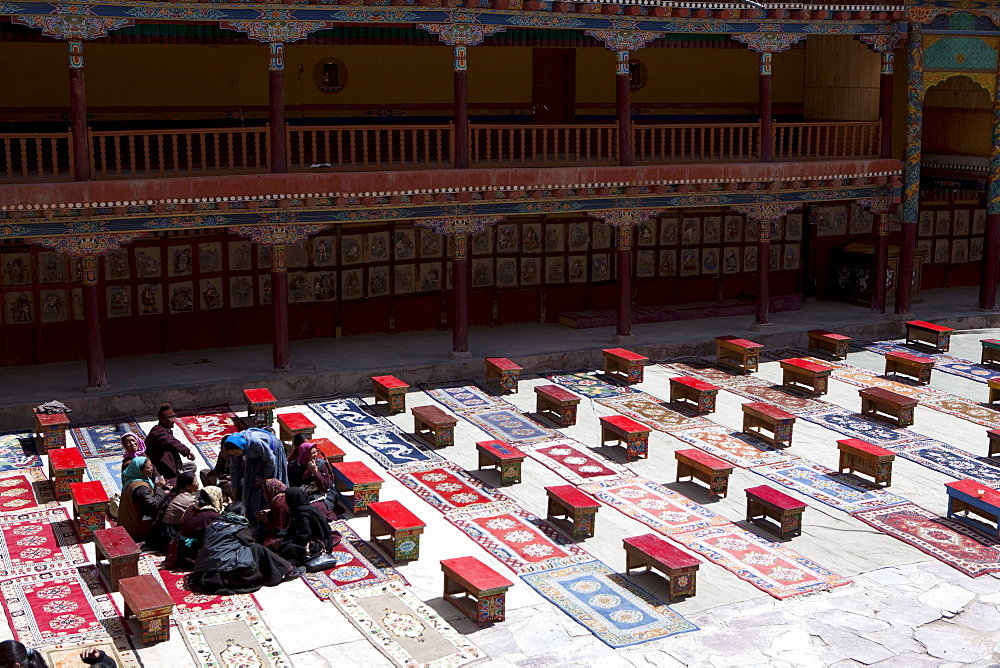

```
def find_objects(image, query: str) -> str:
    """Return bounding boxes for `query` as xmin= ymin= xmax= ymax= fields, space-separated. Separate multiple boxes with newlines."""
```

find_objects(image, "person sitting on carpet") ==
xmin=119 ymin=432 xmax=145 ymax=472
xmin=222 ymin=428 xmax=288 ymax=524
xmin=188 ymin=502 xmax=303 ymax=595
xmin=255 ymin=478 xmax=290 ymax=548
xmin=166 ymin=486 xmax=225 ymax=569
xmin=145 ymin=471 xmax=199 ymax=553
xmin=199 ymin=445 xmax=232 ymax=500
xmin=80 ymin=648 xmax=117 ymax=667
xmin=144 ymin=403 xmax=197 ymax=485
xmin=0 ymin=640 xmax=47 ymax=668
xmin=118 ymin=456 xmax=167 ymax=543
xmin=287 ymin=436 xmax=334 ymax=497
xmin=274 ymin=487 xmax=338 ymax=567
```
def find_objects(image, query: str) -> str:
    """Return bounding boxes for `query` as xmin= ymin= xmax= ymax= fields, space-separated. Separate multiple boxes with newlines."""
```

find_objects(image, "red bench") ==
xmin=486 ymin=357 xmax=522 ymax=394
xmin=546 ymin=485 xmax=600 ymax=540
xmin=989 ymin=378 xmax=1000 ymax=405
xmin=716 ymin=335 xmax=763 ymax=373
xmin=780 ymin=358 xmax=833 ymax=396
xmin=33 ymin=410 xmax=69 ymax=455
xmin=669 ymin=376 xmax=719 ymax=414
xmin=372 ymin=375 xmax=409 ymax=414
xmin=277 ymin=412 xmax=316 ymax=448
xmin=441 ymin=556 xmax=514 ymax=626
xmin=94 ymin=526 xmax=141 ymax=591
xmin=623 ymin=533 xmax=700 ymax=601
xmin=476 ymin=440 xmax=525 ymax=486
xmin=988 ymin=429 xmax=1000 ymax=458
xmin=807 ymin=329 xmax=851 ymax=360
xmin=243 ymin=387 xmax=277 ymax=429
xmin=119 ymin=574 xmax=174 ymax=644
xmin=675 ymin=448 xmax=733 ymax=498
xmin=534 ymin=384 xmax=582 ymax=427
xmin=599 ymin=415 xmax=651 ymax=461
xmin=981 ymin=339 xmax=1000 ymax=366
xmin=70 ymin=481 xmax=108 ymax=541
xmin=602 ymin=348 xmax=649 ymax=384
xmin=332 ymin=461 xmax=384 ymax=513
xmin=312 ymin=437 xmax=345 ymax=464
xmin=742 ymin=402 xmax=796 ymax=448
xmin=48 ymin=446 xmax=86 ymax=502
xmin=745 ymin=484 xmax=807 ymax=540
xmin=859 ymin=386 xmax=917 ymax=427
xmin=368 ymin=500 xmax=426 ymax=562
xmin=905 ymin=320 xmax=954 ymax=352
xmin=412 ymin=404 xmax=458 ymax=448
xmin=885 ymin=350 xmax=935 ymax=385
xmin=837 ymin=438 xmax=895 ymax=487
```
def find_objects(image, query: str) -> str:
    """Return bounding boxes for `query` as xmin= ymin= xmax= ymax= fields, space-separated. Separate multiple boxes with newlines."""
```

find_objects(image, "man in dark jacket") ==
xmin=145 ymin=403 xmax=196 ymax=485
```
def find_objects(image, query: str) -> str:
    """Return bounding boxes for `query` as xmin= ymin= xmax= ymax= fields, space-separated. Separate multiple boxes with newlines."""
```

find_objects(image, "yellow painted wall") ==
xmin=0 ymin=42 xmax=69 ymax=106
xmin=804 ymin=36 xmax=880 ymax=120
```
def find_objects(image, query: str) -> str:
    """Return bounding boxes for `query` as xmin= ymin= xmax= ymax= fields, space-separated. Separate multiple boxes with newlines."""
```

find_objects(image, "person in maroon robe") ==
xmin=145 ymin=403 xmax=196 ymax=485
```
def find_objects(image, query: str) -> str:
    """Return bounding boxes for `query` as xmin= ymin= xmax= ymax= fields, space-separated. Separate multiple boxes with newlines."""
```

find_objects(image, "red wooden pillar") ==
xmin=68 ymin=41 xmax=90 ymax=182
xmin=616 ymin=51 xmax=633 ymax=167
xmin=756 ymin=222 xmax=771 ymax=325
xmin=268 ymin=43 xmax=287 ymax=174
xmin=879 ymin=52 xmax=895 ymax=159
xmin=759 ymin=52 xmax=773 ymax=162
xmin=271 ymin=245 xmax=290 ymax=369
xmin=615 ymin=225 xmax=634 ymax=338
xmin=872 ymin=213 xmax=891 ymax=314
xmin=81 ymin=256 xmax=106 ymax=387
xmin=896 ymin=24 xmax=922 ymax=315
xmin=980 ymin=69 xmax=1000 ymax=309
xmin=451 ymin=235 xmax=470 ymax=355
xmin=454 ymin=46 xmax=469 ymax=169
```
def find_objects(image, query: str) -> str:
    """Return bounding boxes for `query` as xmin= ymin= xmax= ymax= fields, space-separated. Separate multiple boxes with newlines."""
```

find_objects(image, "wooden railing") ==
xmin=288 ymin=124 xmax=453 ymax=171
xmin=0 ymin=132 xmax=72 ymax=181
xmin=774 ymin=122 xmax=881 ymax=160
xmin=633 ymin=123 xmax=760 ymax=163
xmin=470 ymin=124 xmax=617 ymax=166
xmin=90 ymin=128 xmax=269 ymax=178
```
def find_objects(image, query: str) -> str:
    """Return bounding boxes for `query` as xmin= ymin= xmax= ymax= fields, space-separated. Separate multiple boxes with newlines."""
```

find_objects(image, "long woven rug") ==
xmin=180 ymin=610 xmax=291 ymax=668
xmin=303 ymin=520 xmax=407 ymax=599
xmin=543 ymin=372 xmax=639 ymax=398
xmin=855 ymin=339 xmax=1000 ymax=383
xmin=0 ymin=467 xmax=56 ymax=513
xmin=420 ymin=383 xmax=509 ymax=413
xmin=39 ymin=637 xmax=139 ymax=668
xmin=139 ymin=556 xmax=258 ymax=619
xmin=84 ymin=457 xmax=123 ymax=496
xmin=669 ymin=425 xmax=794 ymax=468
xmin=176 ymin=406 xmax=246 ymax=446
xmin=888 ymin=440 xmax=1000 ymax=488
xmin=0 ymin=507 xmax=88 ymax=578
xmin=596 ymin=393 xmax=714 ymax=433
xmin=308 ymin=396 xmax=391 ymax=433
xmin=752 ymin=460 xmax=905 ymax=513
xmin=389 ymin=461 xmax=510 ymax=512
xmin=462 ymin=408 xmax=560 ymax=444
xmin=71 ymin=419 xmax=143 ymax=459
xmin=0 ymin=431 xmax=42 ymax=471
xmin=578 ymin=477 xmax=730 ymax=535
xmin=519 ymin=438 xmax=631 ymax=485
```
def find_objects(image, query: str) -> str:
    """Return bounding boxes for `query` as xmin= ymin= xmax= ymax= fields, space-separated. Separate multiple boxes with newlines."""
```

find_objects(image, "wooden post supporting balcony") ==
xmin=896 ymin=25 xmax=922 ymax=316
xmin=756 ymin=225 xmax=771 ymax=325
xmin=68 ymin=41 xmax=90 ymax=181
xmin=616 ymin=51 xmax=633 ymax=167
xmin=873 ymin=213 xmax=891 ymax=315
xmin=451 ymin=234 xmax=470 ymax=355
xmin=81 ymin=256 xmax=106 ymax=387
xmin=271 ymin=246 xmax=290 ymax=370
xmin=980 ymin=68 xmax=1000 ymax=310
xmin=759 ymin=52 xmax=774 ymax=163
xmin=879 ymin=52 xmax=895 ymax=159
xmin=615 ymin=225 xmax=634 ymax=338
xmin=268 ymin=43 xmax=288 ymax=174
xmin=454 ymin=46 xmax=469 ymax=170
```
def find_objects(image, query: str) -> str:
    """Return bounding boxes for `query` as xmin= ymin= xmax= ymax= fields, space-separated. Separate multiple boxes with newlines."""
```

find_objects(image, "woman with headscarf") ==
xmin=166 ymin=486 xmax=225 ymax=569
xmin=118 ymin=456 xmax=167 ymax=542
xmin=275 ymin=487 xmax=338 ymax=567
xmin=189 ymin=502 xmax=303 ymax=595
xmin=145 ymin=472 xmax=199 ymax=553
xmin=287 ymin=436 xmax=334 ymax=496
xmin=222 ymin=428 xmax=288 ymax=523
xmin=255 ymin=478 xmax=290 ymax=548
xmin=120 ymin=432 xmax=146 ymax=472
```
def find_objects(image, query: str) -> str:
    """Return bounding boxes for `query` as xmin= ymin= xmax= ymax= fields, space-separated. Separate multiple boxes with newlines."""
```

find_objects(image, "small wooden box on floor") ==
xmin=412 ymin=405 xmax=457 ymax=448
xmin=277 ymin=412 xmax=315 ymax=445
xmin=859 ymin=387 xmax=916 ymax=427
xmin=885 ymin=351 xmax=934 ymax=385
xmin=33 ymin=410 xmax=69 ymax=455
xmin=623 ymin=533 xmax=700 ymax=601
xmin=946 ymin=479 xmax=1000 ymax=539
xmin=332 ymin=461 xmax=383 ymax=513
xmin=372 ymin=375 xmax=408 ymax=414
xmin=675 ymin=448 xmax=732 ymax=498
xmin=602 ymin=348 xmax=649 ymax=384
xmin=534 ymin=385 xmax=582 ymax=427
xmin=742 ymin=402 xmax=796 ymax=448
xmin=715 ymin=336 xmax=763 ymax=373
xmin=243 ymin=388 xmax=276 ymax=429
xmin=905 ymin=320 xmax=953 ymax=352
xmin=807 ymin=329 xmax=851 ymax=360
xmin=545 ymin=485 xmax=599 ymax=540
xmin=441 ymin=556 xmax=513 ymax=626
xmin=837 ymin=438 xmax=895 ymax=487
xmin=486 ymin=357 xmax=522 ymax=394
xmin=981 ymin=339 xmax=1000 ymax=365
xmin=70 ymin=481 xmax=108 ymax=541
xmin=599 ymin=415 xmax=650 ymax=462
xmin=94 ymin=526 xmax=140 ymax=591
xmin=476 ymin=440 xmax=524 ymax=486
xmin=780 ymin=358 xmax=832 ymax=396
xmin=119 ymin=574 xmax=174 ymax=644
xmin=368 ymin=500 xmax=425 ymax=562
xmin=48 ymin=447 xmax=86 ymax=502
xmin=669 ymin=376 xmax=719 ymax=414
xmin=745 ymin=485 xmax=806 ymax=540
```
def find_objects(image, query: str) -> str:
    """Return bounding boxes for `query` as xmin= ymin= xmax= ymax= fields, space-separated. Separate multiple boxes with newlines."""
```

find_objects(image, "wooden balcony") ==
xmin=0 ymin=120 xmax=882 ymax=183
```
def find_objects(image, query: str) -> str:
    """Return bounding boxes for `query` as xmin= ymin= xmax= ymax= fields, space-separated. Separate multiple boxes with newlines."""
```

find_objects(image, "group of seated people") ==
xmin=115 ymin=404 xmax=342 ymax=596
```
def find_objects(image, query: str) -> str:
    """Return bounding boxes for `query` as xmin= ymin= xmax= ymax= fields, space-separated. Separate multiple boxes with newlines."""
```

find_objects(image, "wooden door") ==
xmin=532 ymin=49 xmax=576 ymax=124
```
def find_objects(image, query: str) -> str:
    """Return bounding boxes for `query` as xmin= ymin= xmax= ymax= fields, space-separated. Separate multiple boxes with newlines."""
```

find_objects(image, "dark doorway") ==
xmin=532 ymin=49 xmax=576 ymax=124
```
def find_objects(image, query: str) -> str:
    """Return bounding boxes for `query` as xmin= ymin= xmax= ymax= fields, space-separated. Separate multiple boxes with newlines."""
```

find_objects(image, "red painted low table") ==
xmin=807 ymin=329 xmax=851 ymax=360
xmin=885 ymin=350 xmax=935 ymax=385
xmin=780 ymin=358 xmax=833 ymax=396
xmin=946 ymin=479 xmax=1000 ymax=538
xmin=312 ymin=437 xmax=345 ymax=464
xmin=332 ymin=461 xmax=384 ymax=513
xmin=368 ymin=500 xmax=425 ymax=562
xmin=412 ymin=405 xmax=457 ymax=448
xmin=277 ymin=412 xmax=316 ymax=445
xmin=441 ymin=556 xmax=514 ymax=626
xmin=119 ymin=574 xmax=174 ymax=644
xmin=94 ymin=526 xmax=140 ymax=591
xmin=859 ymin=386 xmax=917 ymax=427
xmin=669 ymin=376 xmax=719 ymax=414
xmin=742 ymin=402 xmax=796 ymax=448
xmin=545 ymin=485 xmax=600 ymax=540
xmin=476 ymin=440 xmax=524 ymax=486
xmin=837 ymin=438 xmax=895 ymax=487
xmin=981 ymin=339 xmax=1000 ymax=365
xmin=48 ymin=446 xmax=86 ymax=502
xmin=243 ymin=387 xmax=277 ymax=429
xmin=486 ymin=357 xmax=522 ymax=394
xmin=988 ymin=429 xmax=1000 ymax=458
xmin=70 ymin=480 xmax=108 ymax=541
xmin=534 ymin=384 xmax=582 ymax=427
xmin=602 ymin=348 xmax=649 ymax=384
xmin=745 ymin=484 xmax=807 ymax=540
xmin=599 ymin=415 xmax=650 ymax=461
xmin=905 ymin=320 xmax=953 ymax=352
xmin=623 ymin=533 xmax=701 ymax=601
xmin=989 ymin=378 xmax=1000 ymax=405
xmin=372 ymin=375 xmax=409 ymax=414
xmin=33 ymin=410 xmax=69 ymax=455
xmin=675 ymin=448 xmax=733 ymax=498
xmin=716 ymin=335 xmax=763 ymax=373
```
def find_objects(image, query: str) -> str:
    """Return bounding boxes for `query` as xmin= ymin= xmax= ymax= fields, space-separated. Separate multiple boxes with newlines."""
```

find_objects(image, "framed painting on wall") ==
xmin=38 ymin=253 xmax=66 ymax=284
xmin=473 ymin=228 xmax=493 ymax=255
xmin=5 ymin=292 xmax=32 ymax=324
xmin=496 ymin=258 xmax=518 ymax=287
xmin=592 ymin=221 xmax=611 ymax=249
xmin=567 ymin=222 xmax=589 ymax=251
xmin=3 ymin=253 xmax=31 ymax=286
xmin=471 ymin=259 xmax=493 ymax=287
xmin=680 ymin=249 xmax=700 ymax=276
xmin=935 ymin=211 xmax=951 ymax=236
xmin=200 ymin=278 xmax=224 ymax=310
xmin=419 ymin=263 xmax=443 ymax=292
xmin=933 ymin=239 xmax=950 ymax=264
xmin=496 ymin=225 xmax=519 ymax=254
xmin=545 ymin=257 xmax=565 ymax=284
xmin=420 ymin=228 xmax=443 ymax=258
xmin=724 ymin=216 xmax=742 ymax=243
xmin=228 ymin=242 xmax=251 ymax=272
xmin=702 ymin=248 xmax=720 ymax=275
xmin=105 ymin=249 xmax=130 ymax=281
xmin=257 ymin=245 xmax=273 ymax=270
xmin=309 ymin=272 xmax=336 ymax=301
xmin=785 ymin=214 xmax=803 ymax=241
xmin=744 ymin=219 xmax=759 ymax=243
xmin=954 ymin=210 xmax=970 ymax=236
xmin=769 ymin=244 xmax=781 ymax=271
xmin=591 ymin=254 xmax=611 ymax=282
xmin=849 ymin=208 xmax=872 ymax=235
xmin=168 ymin=282 xmax=194 ymax=313
xmin=366 ymin=232 xmax=389 ymax=263
xmin=743 ymin=246 xmax=758 ymax=273
xmin=369 ymin=267 xmax=390 ymax=297
xmin=288 ymin=272 xmax=311 ymax=304
xmin=394 ymin=229 xmax=416 ymax=260
xmin=918 ymin=211 xmax=934 ymax=237
xmin=971 ymin=237 xmax=984 ymax=262
xmin=394 ymin=265 xmax=415 ymax=295
xmin=343 ymin=269 xmax=365 ymax=299
xmin=637 ymin=219 xmax=657 ymax=246
xmin=286 ymin=241 xmax=309 ymax=269
xmin=341 ymin=235 xmax=363 ymax=265
xmin=659 ymin=218 xmax=679 ymax=245
xmin=659 ymin=250 xmax=677 ymax=276
xmin=167 ymin=246 xmax=193 ymax=277
xmin=521 ymin=258 xmax=540 ymax=285
xmin=544 ymin=225 xmax=563 ymax=253
xmin=915 ymin=239 xmax=933 ymax=263
xmin=138 ymin=284 xmax=163 ymax=315
xmin=229 ymin=277 xmax=254 ymax=308
xmin=39 ymin=290 xmax=67 ymax=323
xmin=722 ymin=247 xmax=740 ymax=274
xmin=783 ymin=244 xmax=801 ymax=271
xmin=568 ymin=255 xmax=588 ymax=283
xmin=199 ymin=243 xmax=223 ymax=274
xmin=636 ymin=250 xmax=656 ymax=278
xmin=259 ymin=275 xmax=272 ymax=305
xmin=312 ymin=237 xmax=336 ymax=266
xmin=951 ymin=239 xmax=969 ymax=265
xmin=681 ymin=218 xmax=701 ymax=245
xmin=974 ymin=209 xmax=987 ymax=235
xmin=703 ymin=217 xmax=721 ymax=245
xmin=523 ymin=223 xmax=542 ymax=252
